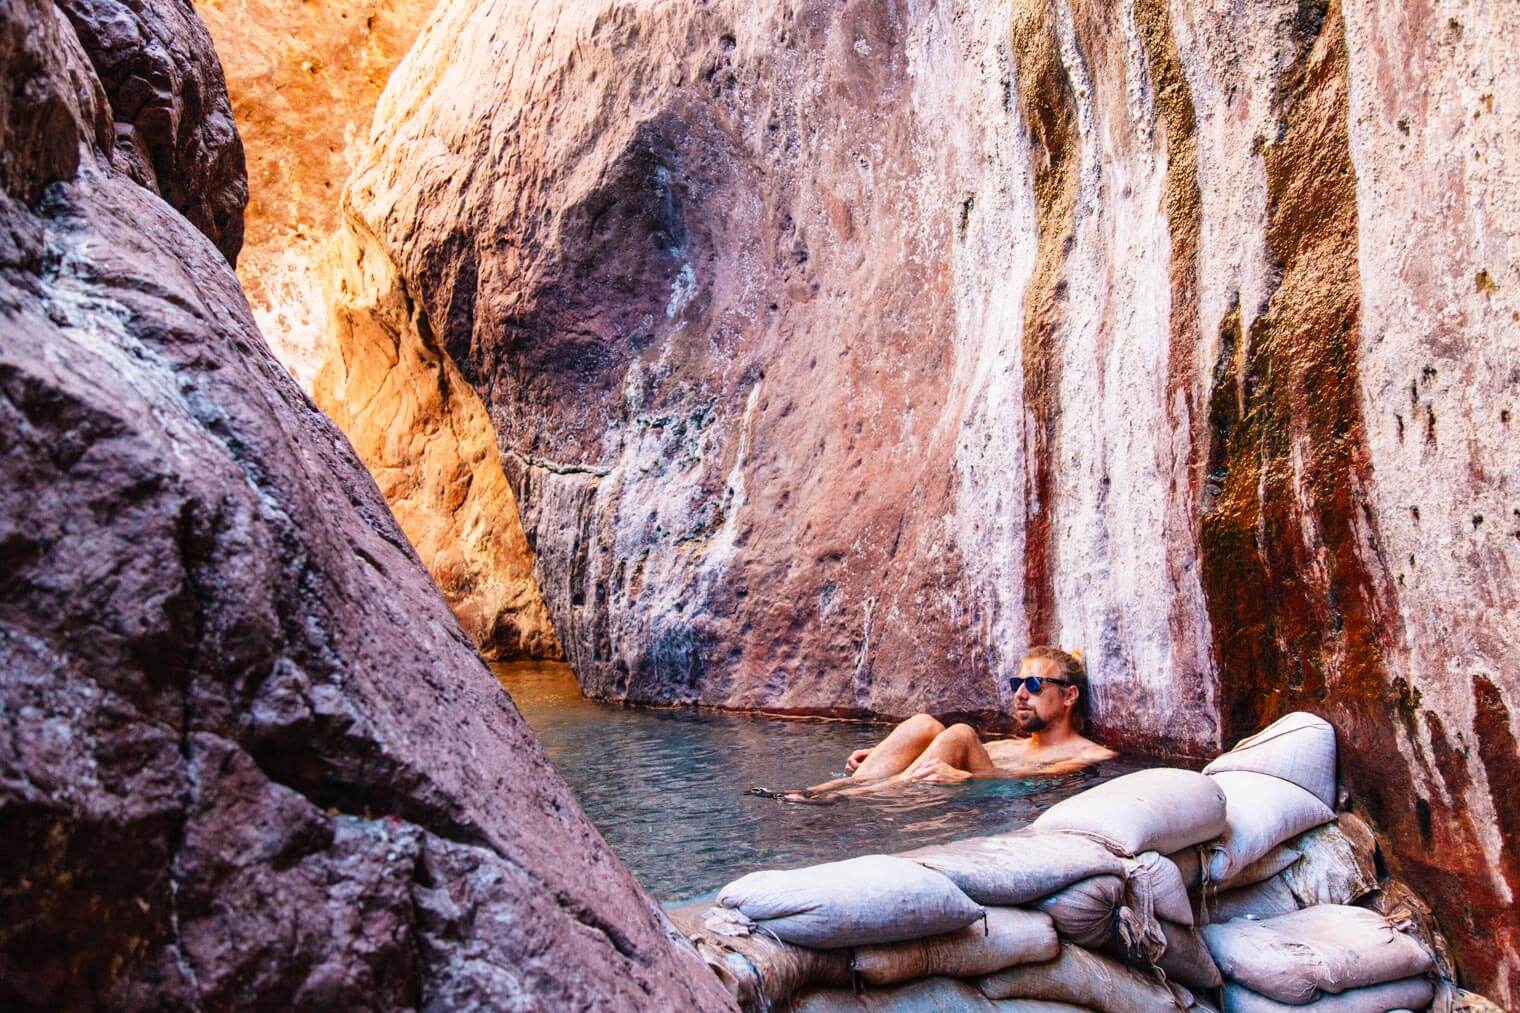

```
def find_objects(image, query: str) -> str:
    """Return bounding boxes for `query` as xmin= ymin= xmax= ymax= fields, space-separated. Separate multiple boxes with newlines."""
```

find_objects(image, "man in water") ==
xmin=788 ymin=646 xmax=1115 ymax=800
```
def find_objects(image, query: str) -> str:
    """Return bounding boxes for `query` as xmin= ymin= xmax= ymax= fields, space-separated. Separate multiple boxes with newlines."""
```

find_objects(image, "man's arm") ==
xmin=904 ymin=757 xmax=976 ymax=783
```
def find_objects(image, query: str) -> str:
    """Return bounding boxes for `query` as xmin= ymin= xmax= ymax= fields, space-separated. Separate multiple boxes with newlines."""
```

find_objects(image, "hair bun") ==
xmin=1068 ymin=648 xmax=1084 ymax=664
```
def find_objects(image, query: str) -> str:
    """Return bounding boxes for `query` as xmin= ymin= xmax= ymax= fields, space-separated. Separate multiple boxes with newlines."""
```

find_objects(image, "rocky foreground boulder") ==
xmin=320 ymin=0 xmax=1519 ymax=1000
xmin=0 ymin=0 xmax=732 ymax=1007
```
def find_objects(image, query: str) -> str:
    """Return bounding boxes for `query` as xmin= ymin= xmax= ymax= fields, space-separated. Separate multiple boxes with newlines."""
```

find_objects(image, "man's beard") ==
xmin=1014 ymin=710 xmax=1048 ymax=734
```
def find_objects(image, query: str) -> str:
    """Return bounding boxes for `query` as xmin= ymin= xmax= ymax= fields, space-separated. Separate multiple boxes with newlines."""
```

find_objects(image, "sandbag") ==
xmin=1036 ymin=857 xmax=1187 ymax=963
xmin=1364 ymin=880 xmax=1457 ymax=981
xmin=718 ymin=855 xmax=984 ymax=948
xmin=1171 ymin=844 xmax=1302 ymax=893
xmin=1433 ymin=981 xmax=1508 ymax=1012
xmin=902 ymin=830 xmax=1126 ymax=905
xmin=1205 ymin=771 xmax=1334 ymax=883
xmin=1279 ymin=814 xmax=1378 ymax=908
xmin=1204 ymin=711 xmax=1338 ymax=808
xmin=1037 ymin=875 xmax=1123 ymax=948
xmin=668 ymin=903 xmax=851 ymax=1012
xmin=1130 ymin=851 xmax=1194 ymax=927
xmin=1157 ymin=920 xmax=1223 ymax=990
xmin=783 ymin=976 xmax=1000 ymax=1012
xmin=1222 ymin=977 xmax=1435 ymax=1013
xmin=1202 ymin=905 xmax=1434 ymax=1005
xmin=979 ymin=943 xmax=1195 ymax=1013
xmin=851 ymin=906 xmax=1060 ymax=986
xmin=1202 ymin=873 xmax=1300 ymax=924
xmin=1031 ymin=769 xmax=1228 ymax=856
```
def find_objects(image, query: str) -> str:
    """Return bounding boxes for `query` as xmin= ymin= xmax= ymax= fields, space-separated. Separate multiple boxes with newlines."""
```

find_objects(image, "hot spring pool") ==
xmin=495 ymin=662 xmax=1155 ymax=904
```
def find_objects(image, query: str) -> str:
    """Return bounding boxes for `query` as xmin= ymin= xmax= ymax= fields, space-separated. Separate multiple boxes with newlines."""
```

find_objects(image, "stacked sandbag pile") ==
xmin=676 ymin=713 xmax=1493 ymax=1013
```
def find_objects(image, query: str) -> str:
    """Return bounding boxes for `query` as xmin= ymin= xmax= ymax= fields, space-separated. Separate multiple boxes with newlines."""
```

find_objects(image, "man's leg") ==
xmin=798 ymin=714 xmax=947 ymax=795
xmin=898 ymin=723 xmax=997 ymax=779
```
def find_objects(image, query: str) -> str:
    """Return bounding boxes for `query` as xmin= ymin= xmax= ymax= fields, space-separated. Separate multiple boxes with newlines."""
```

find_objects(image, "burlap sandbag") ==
xmin=1031 ymin=769 xmax=1227 ymax=856
xmin=851 ymin=906 xmax=1059 ymax=986
xmin=1202 ymin=905 xmax=1434 ymax=1005
xmin=668 ymin=903 xmax=851 ymax=1012
xmin=1203 ymin=711 xmax=1338 ymax=808
xmin=902 ymin=830 xmax=1126 ymax=905
xmin=1131 ymin=851 xmax=1194 ymax=927
xmin=1156 ymin=919 xmax=1223 ymax=990
xmin=1202 ymin=873 xmax=1299 ymax=924
xmin=1432 ymin=981 xmax=1508 ymax=1012
xmin=1205 ymin=771 xmax=1334 ymax=883
xmin=979 ymin=942 xmax=1194 ymax=1013
xmin=782 ymin=975 xmax=1000 ymax=1012
xmin=718 ymin=855 xmax=984 ymax=947
xmin=1278 ymin=813 xmax=1378 ymax=908
xmin=1037 ymin=863 xmax=1183 ymax=963
xmin=1364 ymin=879 xmax=1457 ymax=982
xmin=1037 ymin=875 xmax=1123 ymax=948
xmin=784 ymin=978 xmax=1094 ymax=1012
xmin=1221 ymin=976 xmax=1434 ymax=1013
xmin=1169 ymin=844 xmax=1301 ymax=892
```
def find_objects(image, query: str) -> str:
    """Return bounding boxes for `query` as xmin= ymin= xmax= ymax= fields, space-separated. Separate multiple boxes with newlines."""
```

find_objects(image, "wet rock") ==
xmin=0 ymin=0 xmax=732 ymax=1007
xmin=321 ymin=0 xmax=1518 ymax=998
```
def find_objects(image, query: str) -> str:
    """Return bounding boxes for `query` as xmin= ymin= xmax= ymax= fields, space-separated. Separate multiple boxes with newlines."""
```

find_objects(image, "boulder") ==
xmin=0 ymin=1 xmax=732 ymax=1006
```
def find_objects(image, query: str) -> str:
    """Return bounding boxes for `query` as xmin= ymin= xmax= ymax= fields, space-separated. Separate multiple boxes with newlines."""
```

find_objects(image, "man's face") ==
xmin=1012 ymin=656 xmax=1074 ymax=734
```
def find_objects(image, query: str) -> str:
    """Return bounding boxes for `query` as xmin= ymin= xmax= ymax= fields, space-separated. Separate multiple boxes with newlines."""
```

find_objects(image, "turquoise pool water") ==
xmin=495 ymin=662 xmax=1151 ymax=903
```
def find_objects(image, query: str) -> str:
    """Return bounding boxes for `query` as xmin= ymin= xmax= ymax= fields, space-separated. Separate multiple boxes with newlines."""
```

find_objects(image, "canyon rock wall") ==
xmin=328 ymin=0 xmax=1519 ymax=998
xmin=198 ymin=0 xmax=560 ymax=660
xmin=196 ymin=0 xmax=432 ymax=383
xmin=0 ymin=0 xmax=731 ymax=1007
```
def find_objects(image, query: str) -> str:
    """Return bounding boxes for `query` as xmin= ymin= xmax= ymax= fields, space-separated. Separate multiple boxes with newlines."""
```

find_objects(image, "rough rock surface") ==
xmin=196 ymin=0 xmax=433 ymax=384
xmin=0 ymin=0 xmax=732 ymax=1007
xmin=326 ymin=0 xmax=1519 ymax=998
xmin=56 ymin=0 xmax=246 ymax=262
xmin=199 ymin=0 xmax=560 ymax=660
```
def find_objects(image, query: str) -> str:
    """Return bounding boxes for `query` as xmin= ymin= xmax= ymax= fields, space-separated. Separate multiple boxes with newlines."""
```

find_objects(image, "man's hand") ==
xmin=845 ymin=748 xmax=872 ymax=772
xmin=906 ymin=758 xmax=973 ymax=783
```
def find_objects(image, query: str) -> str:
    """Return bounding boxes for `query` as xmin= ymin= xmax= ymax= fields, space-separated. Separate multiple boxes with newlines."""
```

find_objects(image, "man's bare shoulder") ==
xmin=1073 ymin=736 xmax=1118 ymax=763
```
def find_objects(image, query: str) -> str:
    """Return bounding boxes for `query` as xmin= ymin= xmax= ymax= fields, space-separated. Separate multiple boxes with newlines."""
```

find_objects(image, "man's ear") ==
xmin=1063 ymin=684 xmax=1080 ymax=709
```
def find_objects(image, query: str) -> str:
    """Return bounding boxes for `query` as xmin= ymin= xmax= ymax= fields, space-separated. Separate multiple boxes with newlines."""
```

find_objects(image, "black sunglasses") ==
xmin=1009 ymin=676 xmax=1072 ymax=695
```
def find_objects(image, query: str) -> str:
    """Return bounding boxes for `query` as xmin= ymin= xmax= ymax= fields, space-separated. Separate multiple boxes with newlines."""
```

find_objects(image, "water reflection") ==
xmin=496 ymin=661 xmax=1152 ymax=903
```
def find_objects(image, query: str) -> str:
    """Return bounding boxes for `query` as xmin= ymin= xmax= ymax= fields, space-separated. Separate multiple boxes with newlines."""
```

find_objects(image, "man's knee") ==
xmin=902 ymin=713 xmax=945 ymax=738
xmin=935 ymin=723 xmax=979 ymax=747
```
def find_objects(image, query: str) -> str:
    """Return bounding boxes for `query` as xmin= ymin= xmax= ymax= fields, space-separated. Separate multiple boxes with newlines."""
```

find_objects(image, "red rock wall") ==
xmin=194 ymin=0 xmax=563 ymax=661
xmin=324 ymin=0 xmax=1519 ymax=998
xmin=0 ymin=0 xmax=731 ymax=1006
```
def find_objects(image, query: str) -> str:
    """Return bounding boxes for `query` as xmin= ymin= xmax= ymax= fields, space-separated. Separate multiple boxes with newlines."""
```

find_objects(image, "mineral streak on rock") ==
xmin=1342 ymin=0 xmax=1520 ymax=998
xmin=0 ymin=0 xmax=734 ymax=1006
xmin=197 ymin=0 xmax=436 ymax=385
xmin=1008 ymin=0 xmax=1077 ymax=655
xmin=321 ymin=0 xmax=1518 ymax=995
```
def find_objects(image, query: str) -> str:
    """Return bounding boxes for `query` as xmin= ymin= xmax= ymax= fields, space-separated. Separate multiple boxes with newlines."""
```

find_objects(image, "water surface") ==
xmin=496 ymin=662 xmax=1152 ymax=903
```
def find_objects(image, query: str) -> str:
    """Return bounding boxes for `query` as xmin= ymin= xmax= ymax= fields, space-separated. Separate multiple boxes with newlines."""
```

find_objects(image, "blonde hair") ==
xmin=1023 ymin=645 xmax=1089 ymax=729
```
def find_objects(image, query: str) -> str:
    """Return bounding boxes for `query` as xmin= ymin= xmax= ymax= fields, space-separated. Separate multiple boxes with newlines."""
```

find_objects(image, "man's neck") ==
xmin=1027 ymin=720 xmax=1080 ymax=750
